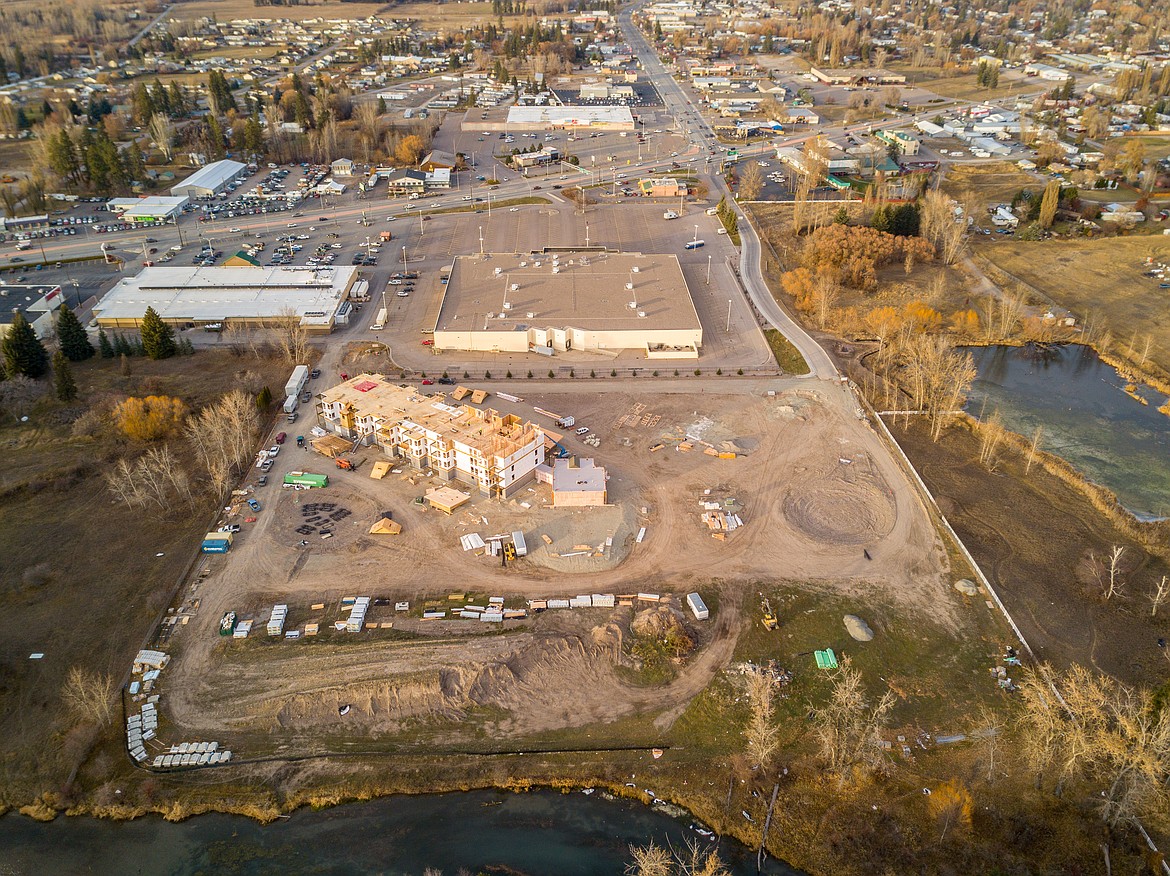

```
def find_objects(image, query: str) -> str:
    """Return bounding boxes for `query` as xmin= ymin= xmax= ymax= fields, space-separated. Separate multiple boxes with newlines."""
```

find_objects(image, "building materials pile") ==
xmin=267 ymin=604 xmax=288 ymax=636
xmin=346 ymin=596 xmax=370 ymax=632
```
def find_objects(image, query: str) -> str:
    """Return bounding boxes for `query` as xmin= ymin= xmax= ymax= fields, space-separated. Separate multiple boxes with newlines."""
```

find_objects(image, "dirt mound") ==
xmin=782 ymin=472 xmax=897 ymax=546
xmin=632 ymin=604 xmax=687 ymax=638
xmin=275 ymin=669 xmax=472 ymax=731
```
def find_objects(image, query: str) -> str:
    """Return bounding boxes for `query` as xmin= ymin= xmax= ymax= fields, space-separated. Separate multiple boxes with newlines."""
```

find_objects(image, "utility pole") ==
xmin=706 ymin=254 xmax=711 ymax=284
xmin=726 ymin=299 xmax=731 ymax=332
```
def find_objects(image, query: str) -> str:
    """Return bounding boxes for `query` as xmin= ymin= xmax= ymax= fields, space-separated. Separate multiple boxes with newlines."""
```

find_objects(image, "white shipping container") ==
xmin=686 ymin=592 xmax=709 ymax=621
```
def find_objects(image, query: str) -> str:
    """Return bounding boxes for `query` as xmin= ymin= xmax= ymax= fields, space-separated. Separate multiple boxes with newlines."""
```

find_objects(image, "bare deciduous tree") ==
xmin=737 ymin=160 xmax=764 ymax=201
xmin=743 ymin=665 xmax=781 ymax=770
xmin=810 ymin=659 xmax=896 ymax=787
xmin=1019 ymin=664 xmax=1170 ymax=827
xmin=186 ymin=389 xmax=261 ymax=495
xmin=1151 ymin=575 xmax=1169 ymax=617
xmin=1025 ymin=425 xmax=1044 ymax=475
xmin=104 ymin=445 xmax=194 ymax=511
xmin=61 ymin=666 xmax=116 ymax=726
xmin=148 ymin=112 xmax=175 ymax=162
xmin=627 ymin=839 xmax=730 ymax=876
xmin=272 ymin=308 xmax=310 ymax=364
xmin=920 ymin=189 xmax=967 ymax=265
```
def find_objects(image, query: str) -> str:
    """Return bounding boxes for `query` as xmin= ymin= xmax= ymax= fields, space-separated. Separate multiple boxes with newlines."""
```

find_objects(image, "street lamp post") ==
xmin=706 ymin=254 xmax=711 ymax=285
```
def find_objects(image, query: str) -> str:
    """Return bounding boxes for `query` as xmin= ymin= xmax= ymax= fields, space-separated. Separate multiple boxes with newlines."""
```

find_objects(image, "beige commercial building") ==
xmin=432 ymin=251 xmax=703 ymax=359
xmin=316 ymin=374 xmax=550 ymax=497
xmin=94 ymin=266 xmax=359 ymax=333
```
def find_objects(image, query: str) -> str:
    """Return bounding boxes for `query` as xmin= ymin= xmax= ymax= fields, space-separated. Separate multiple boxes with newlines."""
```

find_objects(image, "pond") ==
xmin=964 ymin=344 xmax=1170 ymax=520
xmin=0 ymin=789 xmax=803 ymax=875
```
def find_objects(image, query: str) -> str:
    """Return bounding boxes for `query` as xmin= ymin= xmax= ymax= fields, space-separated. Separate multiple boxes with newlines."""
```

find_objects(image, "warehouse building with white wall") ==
xmin=170 ymin=159 xmax=248 ymax=198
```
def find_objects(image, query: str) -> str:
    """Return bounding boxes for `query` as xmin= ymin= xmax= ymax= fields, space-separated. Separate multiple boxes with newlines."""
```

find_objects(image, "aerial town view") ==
xmin=1 ymin=0 xmax=1170 ymax=871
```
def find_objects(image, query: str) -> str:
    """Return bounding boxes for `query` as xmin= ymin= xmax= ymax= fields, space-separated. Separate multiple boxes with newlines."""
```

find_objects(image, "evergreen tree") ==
xmin=243 ymin=116 xmax=264 ymax=156
xmin=140 ymin=307 xmax=176 ymax=360
xmin=131 ymin=81 xmax=154 ymax=124
xmin=2 ymin=311 xmax=49 ymax=378
xmin=168 ymin=82 xmax=187 ymax=117
xmin=256 ymin=385 xmax=272 ymax=408
xmin=114 ymin=332 xmax=132 ymax=357
xmin=56 ymin=306 xmax=94 ymax=361
xmin=377 ymin=96 xmax=387 ymax=115
xmin=206 ymin=114 xmax=227 ymax=161
xmin=52 ymin=351 xmax=76 ymax=402
xmin=125 ymin=141 xmax=147 ymax=184
xmin=98 ymin=328 xmax=115 ymax=358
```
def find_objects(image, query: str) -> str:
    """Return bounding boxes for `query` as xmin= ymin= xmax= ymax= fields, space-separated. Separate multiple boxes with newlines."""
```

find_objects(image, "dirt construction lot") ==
xmin=161 ymin=381 xmax=953 ymax=753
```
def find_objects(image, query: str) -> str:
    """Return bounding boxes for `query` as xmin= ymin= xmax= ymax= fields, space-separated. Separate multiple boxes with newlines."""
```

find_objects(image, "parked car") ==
xmin=268 ymin=445 xmax=280 ymax=457
xmin=575 ymin=426 xmax=590 ymax=435
xmin=421 ymin=379 xmax=434 ymax=385
xmin=275 ymin=432 xmax=286 ymax=444
xmin=247 ymin=498 xmax=262 ymax=512
xmin=258 ymin=475 xmax=268 ymax=486
xmin=421 ymin=339 xmax=434 ymax=346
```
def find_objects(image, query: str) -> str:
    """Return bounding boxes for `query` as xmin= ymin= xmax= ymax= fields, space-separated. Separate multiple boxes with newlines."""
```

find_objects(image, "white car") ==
xmin=389 ymin=279 xmax=402 ymax=285
xmin=462 ymin=196 xmax=473 ymax=201
xmin=228 ymin=227 xmax=242 ymax=233
xmin=268 ymin=445 xmax=280 ymax=457
xmin=396 ymin=290 xmax=409 ymax=297
xmin=509 ymin=207 xmax=520 ymax=212
xmin=386 ymin=216 xmax=397 ymax=221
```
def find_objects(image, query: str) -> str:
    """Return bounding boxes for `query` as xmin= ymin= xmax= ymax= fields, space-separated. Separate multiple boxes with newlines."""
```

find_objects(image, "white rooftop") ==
xmin=552 ymin=457 xmax=606 ymax=493
xmin=171 ymin=159 xmax=246 ymax=194
xmin=95 ymin=266 xmax=357 ymax=327
xmin=507 ymin=105 xmax=634 ymax=127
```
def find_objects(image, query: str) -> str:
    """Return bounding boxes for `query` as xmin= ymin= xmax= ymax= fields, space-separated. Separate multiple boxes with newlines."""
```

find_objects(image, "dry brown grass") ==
xmin=170 ymin=0 xmax=386 ymax=23
xmin=939 ymin=161 xmax=1040 ymax=217
xmin=978 ymin=235 xmax=1170 ymax=376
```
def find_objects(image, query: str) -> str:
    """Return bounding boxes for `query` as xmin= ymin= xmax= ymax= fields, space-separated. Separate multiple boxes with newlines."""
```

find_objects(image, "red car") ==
xmin=421 ymin=339 xmax=434 ymax=346
xmin=421 ymin=379 xmax=434 ymax=385
xmin=275 ymin=432 xmax=286 ymax=444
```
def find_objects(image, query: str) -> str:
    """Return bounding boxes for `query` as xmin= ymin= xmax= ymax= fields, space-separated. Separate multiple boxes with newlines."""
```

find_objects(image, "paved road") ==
xmin=618 ymin=1 xmax=838 ymax=379
xmin=128 ymin=4 xmax=174 ymax=48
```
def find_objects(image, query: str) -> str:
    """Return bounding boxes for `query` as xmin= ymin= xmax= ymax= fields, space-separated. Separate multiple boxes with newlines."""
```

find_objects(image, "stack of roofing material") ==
xmin=133 ymin=650 xmax=170 ymax=673
xmin=592 ymin=594 xmax=616 ymax=608
xmin=422 ymin=610 xmax=447 ymax=619
xmin=233 ymin=619 xmax=253 ymax=638
xmin=569 ymin=595 xmax=592 ymax=608
xmin=528 ymin=599 xmax=548 ymax=610
xmin=548 ymin=598 xmax=571 ymax=609
xmin=637 ymin=592 xmax=661 ymax=602
xmin=459 ymin=609 xmax=480 ymax=619
xmin=141 ymin=701 xmax=158 ymax=740
xmin=346 ymin=596 xmax=370 ymax=632
xmin=480 ymin=611 xmax=504 ymax=622
xmin=267 ymin=605 xmax=288 ymax=636
xmin=503 ymin=609 xmax=527 ymax=619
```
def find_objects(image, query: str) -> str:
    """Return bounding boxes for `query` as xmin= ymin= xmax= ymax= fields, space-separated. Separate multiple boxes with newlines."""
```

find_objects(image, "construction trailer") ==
xmin=285 ymin=365 xmax=309 ymax=399
xmin=511 ymin=530 xmax=528 ymax=557
xmin=686 ymin=592 xmax=709 ymax=620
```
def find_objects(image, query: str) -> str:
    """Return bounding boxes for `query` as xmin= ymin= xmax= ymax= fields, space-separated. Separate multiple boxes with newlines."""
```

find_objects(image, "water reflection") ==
xmin=965 ymin=344 xmax=1170 ymax=520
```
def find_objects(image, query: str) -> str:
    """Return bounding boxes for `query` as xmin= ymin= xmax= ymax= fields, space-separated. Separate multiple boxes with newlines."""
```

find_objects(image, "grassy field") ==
xmin=386 ymin=1 xmax=524 ymax=26
xmin=169 ymin=0 xmax=387 ymax=22
xmin=939 ymin=161 xmax=1041 ymax=219
xmin=1123 ymin=133 xmax=1170 ymax=160
xmin=0 ymin=348 xmax=289 ymax=807
xmin=978 ymin=235 xmax=1170 ymax=375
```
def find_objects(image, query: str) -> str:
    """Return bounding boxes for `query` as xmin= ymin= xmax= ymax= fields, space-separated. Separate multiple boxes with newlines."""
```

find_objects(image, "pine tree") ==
xmin=52 ymin=350 xmax=76 ymax=402
xmin=140 ymin=307 xmax=176 ymax=360
xmin=257 ymin=385 xmax=272 ymax=408
xmin=98 ymin=328 xmax=115 ymax=358
xmin=114 ymin=332 xmax=132 ymax=357
xmin=55 ymin=306 xmax=94 ymax=361
xmin=2 ymin=311 xmax=49 ymax=378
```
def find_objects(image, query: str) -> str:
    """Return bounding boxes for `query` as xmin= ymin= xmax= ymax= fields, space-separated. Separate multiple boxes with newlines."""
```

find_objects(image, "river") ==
xmin=0 ymin=790 xmax=803 ymax=875
xmin=964 ymin=344 xmax=1170 ymax=520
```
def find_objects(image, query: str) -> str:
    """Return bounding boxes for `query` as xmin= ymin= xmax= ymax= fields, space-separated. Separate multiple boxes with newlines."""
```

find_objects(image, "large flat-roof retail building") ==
xmin=505 ymin=105 xmax=635 ymax=130
xmin=170 ymin=159 xmax=248 ymax=198
xmin=432 ymin=250 xmax=702 ymax=359
xmin=94 ymin=266 xmax=358 ymax=333
xmin=316 ymin=374 xmax=551 ymax=497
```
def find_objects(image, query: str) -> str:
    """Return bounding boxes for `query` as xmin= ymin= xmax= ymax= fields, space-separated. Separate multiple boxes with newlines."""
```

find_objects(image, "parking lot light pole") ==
xmin=706 ymin=254 xmax=711 ymax=285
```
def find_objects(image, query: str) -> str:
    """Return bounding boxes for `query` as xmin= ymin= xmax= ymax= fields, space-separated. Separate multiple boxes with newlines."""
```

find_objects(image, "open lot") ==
xmin=939 ymin=160 xmax=1043 ymax=219
xmin=159 ymin=381 xmax=955 ymax=756
xmin=168 ymin=0 xmax=387 ymax=23
xmin=978 ymin=235 xmax=1170 ymax=375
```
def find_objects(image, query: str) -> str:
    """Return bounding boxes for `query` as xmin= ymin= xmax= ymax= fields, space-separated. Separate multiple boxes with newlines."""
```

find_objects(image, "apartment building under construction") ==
xmin=316 ymin=373 xmax=549 ymax=497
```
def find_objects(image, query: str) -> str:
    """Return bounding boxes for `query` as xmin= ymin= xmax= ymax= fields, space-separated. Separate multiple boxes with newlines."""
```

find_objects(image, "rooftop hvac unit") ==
xmin=534 ymin=261 xmax=541 ymax=267
xmin=625 ymin=282 xmax=634 ymax=290
xmin=637 ymin=310 xmax=646 ymax=318
xmin=526 ymin=312 xmax=535 ymax=318
xmin=552 ymin=266 xmax=560 ymax=273
xmin=502 ymin=301 xmax=512 ymax=309
xmin=494 ymin=267 xmax=502 ymax=275
xmin=631 ymin=266 xmax=640 ymax=273
xmin=510 ymin=283 xmax=519 ymax=291
xmin=519 ymin=261 xmax=528 ymax=267
xmin=628 ymin=301 xmax=637 ymax=309
xmin=499 ymin=312 xmax=507 ymax=318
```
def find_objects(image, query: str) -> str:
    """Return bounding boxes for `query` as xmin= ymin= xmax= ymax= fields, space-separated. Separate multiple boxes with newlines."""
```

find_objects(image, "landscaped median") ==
xmin=764 ymin=328 xmax=810 ymax=375
xmin=420 ymin=196 xmax=550 ymax=217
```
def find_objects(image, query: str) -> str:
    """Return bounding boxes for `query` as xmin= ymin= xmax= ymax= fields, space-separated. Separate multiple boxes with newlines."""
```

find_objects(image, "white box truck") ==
xmin=663 ymin=210 xmax=678 ymax=220
xmin=283 ymin=395 xmax=298 ymax=414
